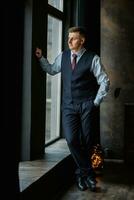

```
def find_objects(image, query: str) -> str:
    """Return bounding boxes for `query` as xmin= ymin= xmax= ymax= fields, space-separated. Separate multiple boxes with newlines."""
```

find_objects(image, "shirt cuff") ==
xmin=94 ymin=102 xmax=99 ymax=107
xmin=94 ymin=97 xmax=102 ymax=106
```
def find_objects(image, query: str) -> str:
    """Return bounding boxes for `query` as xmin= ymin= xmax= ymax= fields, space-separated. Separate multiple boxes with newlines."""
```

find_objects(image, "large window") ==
xmin=45 ymin=15 xmax=62 ymax=144
xmin=48 ymin=0 xmax=63 ymax=11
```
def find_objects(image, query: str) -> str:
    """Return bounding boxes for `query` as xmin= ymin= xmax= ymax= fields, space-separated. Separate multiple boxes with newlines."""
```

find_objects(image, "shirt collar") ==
xmin=71 ymin=48 xmax=86 ymax=57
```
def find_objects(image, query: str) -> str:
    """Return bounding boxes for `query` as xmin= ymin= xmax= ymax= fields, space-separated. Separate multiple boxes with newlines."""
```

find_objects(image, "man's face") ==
xmin=68 ymin=32 xmax=85 ymax=52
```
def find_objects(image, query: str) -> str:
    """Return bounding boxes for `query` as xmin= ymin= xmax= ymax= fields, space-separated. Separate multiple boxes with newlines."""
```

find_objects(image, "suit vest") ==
xmin=61 ymin=50 xmax=99 ymax=104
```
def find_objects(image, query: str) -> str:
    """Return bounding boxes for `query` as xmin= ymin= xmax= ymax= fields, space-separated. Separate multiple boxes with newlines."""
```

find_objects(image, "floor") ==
xmin=19 ymin=139 xmax=134 ymax=200
xmin=19 ymin=139 xmax=70 ymax=192
xmin=59 ymin=161 xmax=134 ymax=200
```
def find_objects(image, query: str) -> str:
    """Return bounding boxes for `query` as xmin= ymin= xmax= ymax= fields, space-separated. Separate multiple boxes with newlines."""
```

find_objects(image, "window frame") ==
xmin=44 ymin=1 xmax=64 ymax=147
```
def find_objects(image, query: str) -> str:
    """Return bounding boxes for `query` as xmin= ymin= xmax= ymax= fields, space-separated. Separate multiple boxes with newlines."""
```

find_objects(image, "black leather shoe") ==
xmin=76 ymin=176 xmax=87 ymax=191
xmin=84 ymin=176 xmax=97 ymax=192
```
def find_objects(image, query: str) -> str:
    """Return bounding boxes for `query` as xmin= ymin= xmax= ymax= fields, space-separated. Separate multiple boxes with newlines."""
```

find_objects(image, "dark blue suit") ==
xmin=61 ymin=50 xmax=99 ymax=177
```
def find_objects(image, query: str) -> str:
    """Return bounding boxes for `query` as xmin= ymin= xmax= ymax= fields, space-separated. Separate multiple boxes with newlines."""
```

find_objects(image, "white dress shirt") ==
xmin=39 ymin=48 xmax=110 ymax=106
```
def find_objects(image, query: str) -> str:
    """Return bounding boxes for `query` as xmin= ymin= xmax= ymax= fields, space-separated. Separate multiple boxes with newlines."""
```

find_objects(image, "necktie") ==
xmin=72 ymin=54 xmax=77 ymax=70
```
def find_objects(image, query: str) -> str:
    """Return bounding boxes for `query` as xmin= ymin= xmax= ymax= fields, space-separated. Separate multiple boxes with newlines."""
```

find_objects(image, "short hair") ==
xmin=68 ymin=26 xmax=87 ymax=39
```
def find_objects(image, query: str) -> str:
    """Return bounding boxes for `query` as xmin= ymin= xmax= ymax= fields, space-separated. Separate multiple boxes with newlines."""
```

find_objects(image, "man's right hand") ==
xmin=35 ymin=47 xmax=42 ymax=59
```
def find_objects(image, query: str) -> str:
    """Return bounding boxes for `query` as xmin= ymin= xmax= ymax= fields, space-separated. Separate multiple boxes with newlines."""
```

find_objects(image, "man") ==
xmin=35 ymin=26 xmax=110 ymax=192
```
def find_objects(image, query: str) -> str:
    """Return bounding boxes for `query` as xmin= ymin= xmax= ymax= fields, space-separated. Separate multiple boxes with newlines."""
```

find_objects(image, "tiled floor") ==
xmin=59 ymin=161 xmax=134 ymax=200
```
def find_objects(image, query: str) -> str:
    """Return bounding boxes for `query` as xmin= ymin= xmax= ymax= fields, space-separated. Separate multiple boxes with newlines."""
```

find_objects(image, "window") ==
xmin=45 ymin=15 xmax=62 ymax=144
xmin=48 ymin=0 xmax=63 ymax=11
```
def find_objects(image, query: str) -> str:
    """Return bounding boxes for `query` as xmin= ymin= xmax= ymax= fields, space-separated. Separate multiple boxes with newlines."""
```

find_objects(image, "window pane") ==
xmin=45 ymin=15 xmax=62 ymax=144
xmin=48 ymin=0 xmax=63 ymax=12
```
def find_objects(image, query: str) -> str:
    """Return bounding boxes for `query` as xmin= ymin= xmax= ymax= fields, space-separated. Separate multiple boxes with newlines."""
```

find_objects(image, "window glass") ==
xmin=48 ymin=0 xmax=63 ymax=12
xmin=45 ymin=15 xmax=62 ymax=144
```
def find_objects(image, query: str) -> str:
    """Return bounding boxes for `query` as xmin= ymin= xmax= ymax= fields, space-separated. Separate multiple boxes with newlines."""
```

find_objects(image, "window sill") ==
xmin=19 ymin=139 xmax=70 ymax=192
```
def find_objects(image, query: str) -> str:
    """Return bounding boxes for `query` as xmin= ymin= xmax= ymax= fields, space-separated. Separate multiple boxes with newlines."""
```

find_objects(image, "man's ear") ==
xmin=81 ymin=37 xmax=85 ymax=45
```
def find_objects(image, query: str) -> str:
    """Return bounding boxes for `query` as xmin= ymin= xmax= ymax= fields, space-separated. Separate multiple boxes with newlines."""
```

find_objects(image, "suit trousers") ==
xmin=62 ymin=99 xmax=96 ymax=178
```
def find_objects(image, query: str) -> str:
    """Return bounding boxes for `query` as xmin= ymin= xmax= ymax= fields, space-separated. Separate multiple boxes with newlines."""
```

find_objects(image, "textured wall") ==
xmin=100 ymin=0 xmax=134 ymax=158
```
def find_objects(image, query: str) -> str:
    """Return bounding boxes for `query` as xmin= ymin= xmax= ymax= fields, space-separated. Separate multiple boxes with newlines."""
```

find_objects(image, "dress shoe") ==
xmin=84 ymin=176 xmax=97 ymax=192
xmin=76 ymin=176 xmax=87 ymax=191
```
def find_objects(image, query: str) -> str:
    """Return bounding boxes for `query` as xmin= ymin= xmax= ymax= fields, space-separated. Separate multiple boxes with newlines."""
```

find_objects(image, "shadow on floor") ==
xmin=57 ymin=161 xmax=134 ymax=200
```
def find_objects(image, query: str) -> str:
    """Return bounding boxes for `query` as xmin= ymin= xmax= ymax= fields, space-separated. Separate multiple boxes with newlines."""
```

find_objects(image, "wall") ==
xmin=100 ymin=0 xmax=134 ymax=159
xmin=3 ymin=0 xmax=24 ymax=198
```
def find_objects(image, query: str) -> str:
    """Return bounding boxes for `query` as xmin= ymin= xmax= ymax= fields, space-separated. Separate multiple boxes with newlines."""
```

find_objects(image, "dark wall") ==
xmin=75 ymin=0 xmax=100 ymax=54
xmin=100 ymin=0 xmax=134 ymax=159
xmin=85 ymin=0 xmax=100 ymax=54
xmin=3 ymin=1 xmax=24 ymax=198
xmin=30 ymin=0 xmax=46 ymax=160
